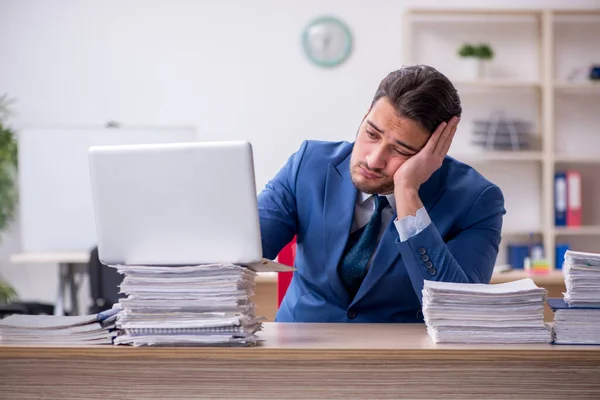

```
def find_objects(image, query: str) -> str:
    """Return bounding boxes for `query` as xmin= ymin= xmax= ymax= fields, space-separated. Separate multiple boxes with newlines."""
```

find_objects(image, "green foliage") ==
xmin=474 ymin=44 xmax=494 ymax=60
xmin=0 ymin=280 xmax=17 ymax=303
xmin=458 ymin=44 xmax=476 ymax=57
xmin=0 ymin=94 xmax=18 ymax=234
xmin=0 ymin=93 xmax=18 ymax=303
xmin=458 ymin=43 xmax=494 ymax=60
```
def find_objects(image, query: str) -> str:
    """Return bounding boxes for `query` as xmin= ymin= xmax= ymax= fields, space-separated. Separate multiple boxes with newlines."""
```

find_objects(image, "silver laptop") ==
xmin=88 ymin=141 xmax=266 ymax=266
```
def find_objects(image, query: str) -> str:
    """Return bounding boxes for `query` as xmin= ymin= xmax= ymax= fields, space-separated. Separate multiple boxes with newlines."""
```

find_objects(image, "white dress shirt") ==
xmin=351 ymin=191 xmax=431 ymax=243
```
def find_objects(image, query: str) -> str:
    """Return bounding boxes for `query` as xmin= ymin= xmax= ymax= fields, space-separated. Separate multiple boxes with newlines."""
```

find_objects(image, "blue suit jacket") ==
xmin=258 ymin=140 xmax=505 ymax=323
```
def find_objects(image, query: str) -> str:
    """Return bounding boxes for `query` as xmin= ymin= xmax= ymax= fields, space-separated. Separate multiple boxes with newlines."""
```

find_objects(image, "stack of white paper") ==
xmin=549 ymin=298 xmax=600 ymax=344
xmin=563 ymin=250 xmax=600 ymax=307
xmin=111 ymin=263 xmax=264 ymax=346
xmin=0 ymin=306 xmax=120 ymax=345
xmin=548 ymin=250 xmax=600 ymax=344
xmin=422 ymin=279 xmax=551 ymax=344
xmin=553 ymin=312 xmax=600 ymax=344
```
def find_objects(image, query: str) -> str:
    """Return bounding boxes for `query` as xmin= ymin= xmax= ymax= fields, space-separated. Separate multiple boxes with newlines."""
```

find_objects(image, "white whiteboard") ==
xmin=18 ymin=126 xmax=197 ymax=252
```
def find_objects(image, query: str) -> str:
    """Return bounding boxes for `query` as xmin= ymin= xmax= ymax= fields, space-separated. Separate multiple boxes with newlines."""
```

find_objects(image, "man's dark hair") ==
xmin=371 ymin=65 xmax=462 ymax=135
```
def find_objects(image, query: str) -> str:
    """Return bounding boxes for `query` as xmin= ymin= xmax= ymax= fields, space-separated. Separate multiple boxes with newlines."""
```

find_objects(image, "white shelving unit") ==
xmin=404 ymin=8 xmax=600 ymax=270
xmin=554 ymin=226 xmax=600 ymax=236
xmin=554 ymin=82 xmax=600 ymax=92
xmin=554 ymin=155 xmax=600 ymax=164
xmin=453 ymin=150 xmax=543 ymax=163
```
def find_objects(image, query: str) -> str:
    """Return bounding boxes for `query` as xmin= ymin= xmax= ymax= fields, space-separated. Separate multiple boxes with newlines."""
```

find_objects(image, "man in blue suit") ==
xmin=258 ymin=65 xmax=506 ymax=323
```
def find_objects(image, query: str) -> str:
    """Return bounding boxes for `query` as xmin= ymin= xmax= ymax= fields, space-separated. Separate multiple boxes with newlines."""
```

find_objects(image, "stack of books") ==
xmin=0 ymin=306 xmax=121 ymax=345
xmin=422 ymin=279 xmax=551 ymax=344
xmin=549 ymin=250 xmax=600 ymax=344
xmin=111 ymin=263 xmax=265 ymax=346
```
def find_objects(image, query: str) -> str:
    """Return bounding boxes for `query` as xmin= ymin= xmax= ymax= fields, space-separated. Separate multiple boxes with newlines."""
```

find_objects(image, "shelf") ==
xmin=554 ymin=155 xmax=600 ymax=164
xmin=408 ymin=9 xmax=541 ymax=17
xmin=452 ymin=151 xmax=543 ymax=163
xmin=454 ymin=80 xmax=541 ymax=90
xmin=404 ymin=7 xmax=600 ymax=272
xmin=553 ymin=12 xmax=600 ymax=22
xmin=554 ymin=226 xmax=600 ymax=236
xmin=501 ymin=229 xmax=542 ymax=237
xmin=553 ymin=9 xmax=600 ymax=16
xmin=408 ymin=8 xmax=600 ymax=18
xmin=554 ymin=82 xmax=600 ymax=93
xmin=491 ymin=269 xmax=564 ymax=286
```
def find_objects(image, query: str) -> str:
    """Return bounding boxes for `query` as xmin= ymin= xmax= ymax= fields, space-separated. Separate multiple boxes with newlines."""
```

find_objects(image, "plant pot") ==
xmin=460 ymin=57 xmax=482 ymax=81
xmin=480 ymin=60 xmax=492 ymax=80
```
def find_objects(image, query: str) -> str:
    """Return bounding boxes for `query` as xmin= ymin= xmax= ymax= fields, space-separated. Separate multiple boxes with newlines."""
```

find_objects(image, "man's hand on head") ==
xmin=393 ymin=116 xmax=460 ymax=192
xmin=393 ymin=116 xmax=460 ymax=219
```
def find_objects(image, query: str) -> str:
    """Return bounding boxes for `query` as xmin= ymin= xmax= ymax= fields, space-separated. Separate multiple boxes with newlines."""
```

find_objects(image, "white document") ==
xmin=553 ymin=308 xmax=600 ymax=344
xmin=422 ymin=278 xmax=550 ymax=344
xmin=0 ymin=314 xmax=98 ymax=329
xmin=0 ymin=307 xmax=121 ymax=345
xmin=563 ymin=250 xmax=600 ymax=306
xmin=424 ymin=278 xmax=542 ymax=294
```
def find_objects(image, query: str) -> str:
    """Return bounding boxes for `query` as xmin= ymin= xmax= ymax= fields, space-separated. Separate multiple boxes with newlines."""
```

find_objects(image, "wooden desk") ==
xmin=1 ymin=323 xmax=599 ymax=399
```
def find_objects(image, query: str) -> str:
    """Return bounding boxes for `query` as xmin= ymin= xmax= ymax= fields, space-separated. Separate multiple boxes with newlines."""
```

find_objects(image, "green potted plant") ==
xmin=474 ymin=43 xmax=494 ymax=61
xmin=458 ymin=43 xmax=477 ymax=58
xmin=0 ymin=94 xmax=19 ymax=305
xmin=457 ymin=43 xmax=494 ymax=80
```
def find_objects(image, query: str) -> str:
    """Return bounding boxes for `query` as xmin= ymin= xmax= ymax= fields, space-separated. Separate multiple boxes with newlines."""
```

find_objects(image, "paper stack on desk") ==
xmin=422 ymin=279 xmax=551 ymax=344
xmin=548 ymin=298 xmax=600 ymax=344
xmin=547 ymin=250 xmax=600 ymax=344
xmin=111 ymin=263 xmax=264 ymax=346
xmin=0 ymin=306 xmax=121 ymax=345
xmin=563 ymin=250 xmax=600 ymax=307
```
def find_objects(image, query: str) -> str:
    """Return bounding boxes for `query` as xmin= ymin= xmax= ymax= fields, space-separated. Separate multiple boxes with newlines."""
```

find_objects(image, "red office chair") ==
xmin=277 ymin=237 xmax=296 ymax=307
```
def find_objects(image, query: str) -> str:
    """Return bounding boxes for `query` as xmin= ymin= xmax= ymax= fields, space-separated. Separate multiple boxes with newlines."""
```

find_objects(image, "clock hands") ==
xmin=322 ymin=31 xmax=332 ymax=55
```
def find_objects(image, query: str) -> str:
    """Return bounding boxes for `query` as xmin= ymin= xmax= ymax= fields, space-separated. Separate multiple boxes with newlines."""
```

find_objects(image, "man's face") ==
xmin=350 ymin=97 xmax=430 ymax=195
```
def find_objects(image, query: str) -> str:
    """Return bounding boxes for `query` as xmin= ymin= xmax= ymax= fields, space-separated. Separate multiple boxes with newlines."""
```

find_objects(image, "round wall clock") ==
xmin=302 ymin=16 xmax=353 ymax=68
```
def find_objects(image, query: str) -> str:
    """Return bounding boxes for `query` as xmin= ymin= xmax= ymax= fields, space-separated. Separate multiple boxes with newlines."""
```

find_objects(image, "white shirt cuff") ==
xmin=394 ymin=207 xmax=431 ymax=242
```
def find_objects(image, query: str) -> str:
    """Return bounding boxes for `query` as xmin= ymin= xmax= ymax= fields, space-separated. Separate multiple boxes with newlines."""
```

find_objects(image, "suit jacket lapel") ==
xmin=350 ymin=165 xmax=446 ymax=305
xmin=323 ymin=154 xmax=355 ymax=305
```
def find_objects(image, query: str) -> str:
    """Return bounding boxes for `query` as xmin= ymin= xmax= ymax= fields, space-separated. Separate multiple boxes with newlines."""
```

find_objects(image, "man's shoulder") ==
xmin=439 ymin=156 xmax=506 ymax=223
xmin=442 ymin=156 xmax=502 ymax=196
xmin=299 ymin=140 xmax=354 ymax=165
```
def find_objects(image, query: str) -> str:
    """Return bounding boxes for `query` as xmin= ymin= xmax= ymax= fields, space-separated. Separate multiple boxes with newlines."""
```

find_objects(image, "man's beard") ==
xmin=349 ymin=162 xmax=394 ymax=195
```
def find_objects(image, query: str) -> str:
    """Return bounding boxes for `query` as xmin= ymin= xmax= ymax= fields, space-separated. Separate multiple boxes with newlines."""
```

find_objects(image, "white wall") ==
xmin=0 ymin=0 xmax=598 ymax=311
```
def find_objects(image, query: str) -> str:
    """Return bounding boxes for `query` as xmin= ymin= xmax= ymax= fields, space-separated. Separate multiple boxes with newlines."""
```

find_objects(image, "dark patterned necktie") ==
xmin=338 ymin=195 xmax=389 ymax=298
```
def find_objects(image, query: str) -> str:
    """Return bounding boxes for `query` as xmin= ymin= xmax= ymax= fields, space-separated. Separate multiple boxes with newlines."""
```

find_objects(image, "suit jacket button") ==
xmin=347 ymin=309 xmax=357 ymax=319
xmin=418 ymin=247 xmax=426 ymax=255
xmin=425 ymin=261 xmax=433 ymax=268
xmin=421 ymin=254 xmax=430 ymax=262
xmin=428 ymin=268 xmax=437 ymax=276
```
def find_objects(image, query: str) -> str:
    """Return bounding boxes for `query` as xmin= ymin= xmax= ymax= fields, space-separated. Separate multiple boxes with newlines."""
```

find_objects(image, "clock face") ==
xmin=302 ymin=16 xmax=353 ymax=67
